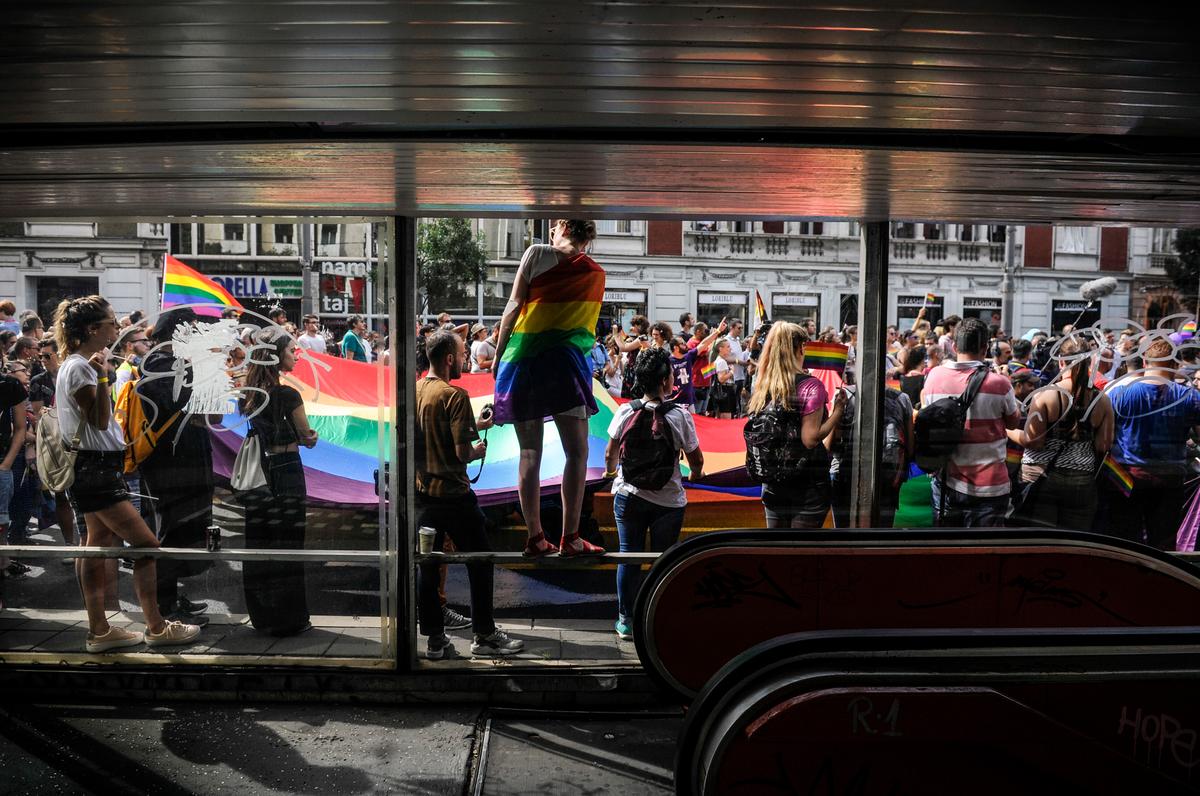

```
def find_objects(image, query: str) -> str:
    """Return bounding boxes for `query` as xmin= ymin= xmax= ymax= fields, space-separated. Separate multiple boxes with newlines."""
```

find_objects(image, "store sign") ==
xmin=773 ymin=294 xmax=819 ymax=307
xmin=1053 ymin=301 xmax=1092 ymax=313
xmin=603 ymin=290 xmax=646 ymax=304
xmin=964 ymin=297 xmax=1001 ymax=309
xmin=698 ymin=292 xmax=748 ymax=305
xmin=897 ymin=295 xmax=943 ymax=308
xmin=317 ymin=260 xmax=367 ymax=315
xmin=212 ymin=275 xmax=303 ymax=299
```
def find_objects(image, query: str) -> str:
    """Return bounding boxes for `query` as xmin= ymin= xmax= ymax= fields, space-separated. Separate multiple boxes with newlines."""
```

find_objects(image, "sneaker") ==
xmin=86 ymin=626 xmax=144 ymax=653
xmin=442 ymin=606 xmax=471 ymax=630
xmin=144 ymin=620 xmax=201 ymax=648
xmin=4 ymin=561 xmax=31 ymax=578
xmin=558 ymin=535 xmax=605 ymax=557
xmin=427 ymin=633 xmax=452 ymax=660
xmin=177 ymin=596 xmax=209 ymax=615
xmin=615 ymin=619 xmax=633 ymax=641
xmin=471 ymin=628 xmax=525 ymax=657
xmin=166 ymin=611 xmax=209 ymax=628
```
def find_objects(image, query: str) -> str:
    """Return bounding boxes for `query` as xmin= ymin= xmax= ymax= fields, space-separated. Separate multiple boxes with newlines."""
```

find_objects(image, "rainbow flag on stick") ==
xmin=754 ymin=290 xmax=767 ymax=329
xmin=924 ymin=292 xmax=937 ymax=305
xmin=700 ymin=360 xmax=718 ymax=379
xmin=161 ymin=254 xmax=243 ymax=318
xmin=1100 ymin=454 xmax=1134 ymax=497
xmin=804 ymin=341 xmax=849 ymax=374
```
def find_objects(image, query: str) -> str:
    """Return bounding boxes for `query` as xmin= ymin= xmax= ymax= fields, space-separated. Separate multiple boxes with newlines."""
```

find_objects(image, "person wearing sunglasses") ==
xmin=112 ymin=326 xmax=150 ymax=399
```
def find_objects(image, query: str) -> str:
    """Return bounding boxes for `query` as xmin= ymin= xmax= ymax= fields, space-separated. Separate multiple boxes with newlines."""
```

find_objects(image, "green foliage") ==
xmin=1166 ymin=229 xmax=1200 ymax=312
xmin=417 ymin=219 xmax=489 ymax=313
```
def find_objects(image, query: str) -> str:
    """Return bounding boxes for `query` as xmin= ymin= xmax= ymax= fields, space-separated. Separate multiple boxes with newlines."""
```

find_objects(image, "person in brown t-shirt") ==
xmin=415 ymin=329 xmax=523 ymax=660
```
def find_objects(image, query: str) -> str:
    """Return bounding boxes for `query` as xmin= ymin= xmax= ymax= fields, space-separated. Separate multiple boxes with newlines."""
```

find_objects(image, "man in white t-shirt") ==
xmin=469 ymin=323 xmax=496 ymax=373
xmin=603 ymin=346 xmax=704 ymax=640
xmin=296 ymin=315 xmax=327 ymax=354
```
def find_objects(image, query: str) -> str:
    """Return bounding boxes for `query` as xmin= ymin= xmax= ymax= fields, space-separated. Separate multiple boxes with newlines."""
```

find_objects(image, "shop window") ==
xmin=893 ymin=222 xmax=916 ymax=239
xmin=697 ymin=290 xmax=748 ymax=328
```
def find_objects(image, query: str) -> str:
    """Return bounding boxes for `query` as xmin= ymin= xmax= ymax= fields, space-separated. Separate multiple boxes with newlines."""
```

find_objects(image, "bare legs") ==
xmin=514 ymin=415 xmax=593 ymax=548
xmin=79 ymin=500 xmax=165 ymax=636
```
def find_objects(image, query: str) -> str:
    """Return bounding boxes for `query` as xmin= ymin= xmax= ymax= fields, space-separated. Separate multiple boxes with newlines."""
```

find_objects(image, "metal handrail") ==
xmin=3 ymin=545 xmax=379 ymax=563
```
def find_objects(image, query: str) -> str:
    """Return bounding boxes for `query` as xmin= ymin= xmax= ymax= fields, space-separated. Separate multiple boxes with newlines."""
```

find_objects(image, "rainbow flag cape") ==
xmin=804 ymin=341 xmax=849 ymax=374
xmin=209 ymin=353 xmax=757 ymax=506
xmin=161 ymin=254 xmax=243 ymax=318
xmin=1100 ymin=454 xmax=1134 ymax=497
xmin=494 ymin=250 xmax=604 ymax=424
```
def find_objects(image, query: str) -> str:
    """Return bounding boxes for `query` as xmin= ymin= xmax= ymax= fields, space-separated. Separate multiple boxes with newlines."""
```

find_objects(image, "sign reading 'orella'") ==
xmin=212 ymin=275 xmax=303 ymax=299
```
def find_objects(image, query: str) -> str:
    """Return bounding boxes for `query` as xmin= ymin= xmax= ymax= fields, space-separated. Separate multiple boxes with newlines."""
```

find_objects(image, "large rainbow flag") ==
xmin=210 ymin=352 xmax=756 ymax=506
xmin=162 ymin=254 xmax=243 ymax=318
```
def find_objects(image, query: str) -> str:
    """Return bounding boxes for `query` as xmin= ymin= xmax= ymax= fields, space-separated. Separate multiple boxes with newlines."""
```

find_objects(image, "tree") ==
xmin=1165 ymin=228 xmax=1200 ymax=313
xmin=417 ymin=219 xmax=489 ymax=315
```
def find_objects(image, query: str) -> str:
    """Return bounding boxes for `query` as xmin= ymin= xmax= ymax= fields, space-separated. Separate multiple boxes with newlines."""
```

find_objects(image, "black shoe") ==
xmin=442 ymin=606 xmax=471 ymax=630
xmin=177 ymin=596 xmax=209 ymax=615
xmin=4 ymin=561 xmax=31 ymax=578
xmin=166 ymin=611 xmax=209 ymax=628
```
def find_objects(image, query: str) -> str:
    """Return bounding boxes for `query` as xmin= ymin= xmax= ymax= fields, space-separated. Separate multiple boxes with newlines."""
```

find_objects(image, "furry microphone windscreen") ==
xmin=1079 ymin=277 xmax=1119 ymax=302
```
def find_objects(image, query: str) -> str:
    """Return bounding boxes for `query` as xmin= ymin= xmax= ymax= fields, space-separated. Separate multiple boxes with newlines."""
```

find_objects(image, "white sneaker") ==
xmin=85 ymin=626 xmax=144 ymax=653
xmin=144 ymin=620 xmax=201 ymax=648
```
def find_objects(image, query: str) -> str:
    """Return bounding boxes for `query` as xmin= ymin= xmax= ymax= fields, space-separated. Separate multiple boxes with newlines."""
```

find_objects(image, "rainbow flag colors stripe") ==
xmin=701 ymin=360 xmax=718 ymax=378
xmin=804 ymin=341 xmax=849 ymax=374
xmin=162 ymin=254 xmax=243 ymax=318
xmin=1101 ymin=455 xmax=1134 ymax=497
xmin=1006 ymin=441 xmax=1023 ymax=466
xmin=1184 ymin=320 xmax=1197 ymax=335
xmin=924 ymin=292 xmax=937 ymax=304
xmin=754 ymin=290 xmax=767 ymax=326
xmin=494 ymin=250 xmax=604 ymax=423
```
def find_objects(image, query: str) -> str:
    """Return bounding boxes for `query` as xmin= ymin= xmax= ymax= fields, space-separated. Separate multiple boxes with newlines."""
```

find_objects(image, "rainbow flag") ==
xmin=1101 ymin=454 xmax=1134 ymax=497
xmin=885 ymin=376 xmax=901 ymax=392
xmin=161 ymin=254 xmax=242 ymax=318
xmin=924 ymin=292 xmax=937 ymax=305
xmin=754 ymin=290 xmax=767 ymax=328
xmin=1184 ymin=320 xmax=1197 ymax=335
xmin=1006 ymin=440 xmax=1023 ymax=466
xmin=701 ymin=360 xmax=718 ymax=378
xmin=494 ymin=249 xmax=604 ymax=424
xmin=804 ymin=341 xmax=849 ymax=374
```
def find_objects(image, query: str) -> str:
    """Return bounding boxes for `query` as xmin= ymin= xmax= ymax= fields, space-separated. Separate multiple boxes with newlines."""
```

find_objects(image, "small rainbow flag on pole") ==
xmin=700 ymin=359 xmax=718 ymax=379
xmin=1183 ymin=320 xmax=1197 ymax=336
xmin=754 ymin=290 xmax=767 ymax=329
xmin=924 ymin=292 xmax=937 ymax=305
xmin=804 ymin=341 xmax=849 ymax=374
xmin=1100 ymin=454 xmax=1134 ymax=497
xmin=161 ymin=254 xmax=243 ymax=318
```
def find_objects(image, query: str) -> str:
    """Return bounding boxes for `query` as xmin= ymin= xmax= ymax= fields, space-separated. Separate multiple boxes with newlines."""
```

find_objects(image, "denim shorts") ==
xmin=70 ymin=451 xmax=130 ymax=514
xmin=0 ymin=468 xmax=12 ymax=527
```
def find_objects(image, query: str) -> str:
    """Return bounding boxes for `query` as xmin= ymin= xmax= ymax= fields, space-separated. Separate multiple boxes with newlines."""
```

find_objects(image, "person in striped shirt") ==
xmin=921 ymin=318 xmax=1022 ymax=527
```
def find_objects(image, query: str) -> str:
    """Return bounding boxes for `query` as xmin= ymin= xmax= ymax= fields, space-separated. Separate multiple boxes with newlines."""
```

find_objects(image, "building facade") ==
xmin=0 ymin=222 xmax=168 ymax=322
xmin=474 ymin=220 xmax=1185 ymax=337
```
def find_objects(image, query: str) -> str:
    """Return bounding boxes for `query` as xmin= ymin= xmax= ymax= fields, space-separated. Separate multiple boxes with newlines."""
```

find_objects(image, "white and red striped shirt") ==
xmin=922 ymin=360 xmax=1021 ymax=497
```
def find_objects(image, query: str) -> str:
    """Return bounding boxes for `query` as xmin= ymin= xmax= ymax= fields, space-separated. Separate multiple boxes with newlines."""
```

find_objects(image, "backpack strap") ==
xmin=958 ymin=365 xmax=990 ymax=412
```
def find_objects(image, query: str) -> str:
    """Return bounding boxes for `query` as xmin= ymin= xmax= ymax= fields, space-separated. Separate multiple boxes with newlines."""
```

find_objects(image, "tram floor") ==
xmin=0 ymin=701 xmax=682 ymax=795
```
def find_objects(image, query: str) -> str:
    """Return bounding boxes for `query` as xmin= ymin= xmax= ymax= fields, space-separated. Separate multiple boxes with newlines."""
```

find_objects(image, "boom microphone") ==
xmin=1080 ymin=277 xmax=1118 ymax=302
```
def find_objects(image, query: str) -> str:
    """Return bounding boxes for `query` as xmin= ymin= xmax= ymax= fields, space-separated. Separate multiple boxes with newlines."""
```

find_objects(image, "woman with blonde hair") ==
xmin=747 ymin=322 xmax=846 ymax=528
xmin=52 ymin=296 xmax=200 ymax=652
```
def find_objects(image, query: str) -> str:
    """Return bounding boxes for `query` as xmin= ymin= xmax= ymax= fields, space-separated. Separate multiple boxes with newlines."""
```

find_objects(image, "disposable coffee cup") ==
xmin=418 ymin=526 xmax=437 ymax=555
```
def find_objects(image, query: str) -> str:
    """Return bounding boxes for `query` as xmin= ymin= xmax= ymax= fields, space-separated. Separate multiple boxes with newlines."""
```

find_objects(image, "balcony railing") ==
xmin=1150 ymin=252 xmax=1179 ymax=269
xmin=891 ymin=239 xmax=1004 ymax=265
xmin=686 ymin=230 xmax=827 ymax=261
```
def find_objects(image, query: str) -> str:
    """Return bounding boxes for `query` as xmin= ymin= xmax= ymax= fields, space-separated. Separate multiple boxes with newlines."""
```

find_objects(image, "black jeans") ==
xmin=417 ymin=492 xmax=495 ymax=638
xmin=1095 ymin=471 xmax=1188 ymax=551
xmin=142 ymin=465 xmax=214 ymax=610
xmin=242 ymin=452 xmax=310 ymax=635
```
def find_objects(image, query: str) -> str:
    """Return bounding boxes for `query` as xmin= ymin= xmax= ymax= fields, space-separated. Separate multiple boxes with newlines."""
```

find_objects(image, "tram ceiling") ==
xmin=0 ymin=140 xmax=1198 ymax=224
xmin=1 ymin=2 xmax=1199 ymax=222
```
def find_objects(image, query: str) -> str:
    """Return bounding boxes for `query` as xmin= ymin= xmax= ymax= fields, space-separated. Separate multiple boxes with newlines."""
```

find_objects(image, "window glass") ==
xmin=1 ymin=217 xmax=392 ymax=666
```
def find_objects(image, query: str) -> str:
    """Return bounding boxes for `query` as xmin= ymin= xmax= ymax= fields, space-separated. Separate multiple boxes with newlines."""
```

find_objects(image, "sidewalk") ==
xmin=0 ymin=701 xmax=681 ymax=795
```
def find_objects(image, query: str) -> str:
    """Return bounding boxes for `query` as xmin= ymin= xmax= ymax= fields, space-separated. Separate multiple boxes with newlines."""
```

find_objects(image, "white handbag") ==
xmin=230 ymin=433 xmax=268 ymax=491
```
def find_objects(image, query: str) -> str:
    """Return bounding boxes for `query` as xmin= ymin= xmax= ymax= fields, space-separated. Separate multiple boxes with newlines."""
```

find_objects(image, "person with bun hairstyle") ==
xmin=239 ymin=328 xmax=319 ymax=636
xmin=748 ymin=322 xmax=846 ymax=528
xmin=52 ymin=296 xmax=201 ymax=652
xmin=493 ymin=219 xmax=607 ymax=557
xmin=603 ymin=346 xmax=703 ymax=640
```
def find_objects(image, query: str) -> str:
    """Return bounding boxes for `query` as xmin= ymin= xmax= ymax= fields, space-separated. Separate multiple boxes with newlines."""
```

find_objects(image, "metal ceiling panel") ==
xmin=0 ymin=3 xmax=1198 ymax=222
xmin=2 ymin=140 xmax=1198 ymax=224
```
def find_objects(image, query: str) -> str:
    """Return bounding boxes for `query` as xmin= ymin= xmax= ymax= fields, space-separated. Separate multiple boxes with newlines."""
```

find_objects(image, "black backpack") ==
xmin=618 ymin=399 xmax=681 ymax=489
xmin=744 ymin=374 xmax=817 ymax=484
xmin=913 ymin=365 xmax=989 ymax=473
xmin=838 ymin=384 xmax=910 ymax=487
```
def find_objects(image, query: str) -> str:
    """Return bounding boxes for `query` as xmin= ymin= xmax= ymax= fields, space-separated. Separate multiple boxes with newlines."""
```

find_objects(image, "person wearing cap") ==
xmin=469 ymin=322 xmax=495 ymax=373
